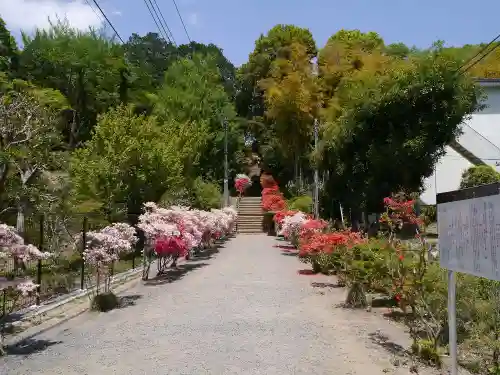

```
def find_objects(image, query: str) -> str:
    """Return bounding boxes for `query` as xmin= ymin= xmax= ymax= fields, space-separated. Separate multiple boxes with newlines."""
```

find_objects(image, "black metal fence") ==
xmin=0 ymin=213 xmax=142 ymax=318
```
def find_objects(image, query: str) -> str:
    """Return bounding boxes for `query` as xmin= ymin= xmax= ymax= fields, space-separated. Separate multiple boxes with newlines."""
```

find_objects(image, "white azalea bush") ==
xmin=138 ymin=203 xmax=237 ymax=280
xmin=0 ymin=223 xmax=51 ymax=353
xmin=81 ymin=222 xmax=138 ymax=311
xmin=279 ymin=212 xmax=308 ymax=247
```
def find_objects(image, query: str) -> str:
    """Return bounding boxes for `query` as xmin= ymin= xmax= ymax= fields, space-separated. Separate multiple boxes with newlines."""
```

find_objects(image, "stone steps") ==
xmin=237 ymin=197 xmax=263 ymax=234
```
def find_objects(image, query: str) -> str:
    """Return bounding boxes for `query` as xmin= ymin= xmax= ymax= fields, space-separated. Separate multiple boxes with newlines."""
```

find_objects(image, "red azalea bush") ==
xmin=380 ymin=195 xmax=423 ymax=235
xmin=298 ymin=230 xmax=366 ymax=274
xmin=262 ymin=194 xmax=286 ymax=212
xmin=260 ymin=174 xmax=286 ymax=212
xmin=155 ymin=235 xmax=188 ymax=257
xmin=273 ymin=210 xmax=297 ymax=226
xmin=299 ymin=219 xmax=328 ymax=243
xmin=235 ymin=174 xmax=251 ymax=195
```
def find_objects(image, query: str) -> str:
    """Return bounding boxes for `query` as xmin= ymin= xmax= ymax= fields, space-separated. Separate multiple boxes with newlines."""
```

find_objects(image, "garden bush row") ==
xmin=273 ymin=195 xmax=500 ymax=374
xmin=0 ymin=202 xmax=237 ymax=353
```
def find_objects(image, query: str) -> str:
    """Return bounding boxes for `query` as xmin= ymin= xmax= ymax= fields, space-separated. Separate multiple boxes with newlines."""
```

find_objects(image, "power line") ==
xmin=172 ymin=0 xmax=192 ymax=43
xmin=84 ymin=0 xmax=104 ymax=24
xmin=151 ymin=0 xmax=177 ymax=45
xmin=143 ymin=0 xmax=171 ymax=43
xmin=91 ymin=0 xmax=124 ymax=43
xmin=457 ymin=33 xmax=500 ymax=75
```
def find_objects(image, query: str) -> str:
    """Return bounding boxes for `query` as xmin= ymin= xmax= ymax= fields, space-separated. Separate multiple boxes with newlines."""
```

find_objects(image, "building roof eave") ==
xmin=475 ymin=78 xmax=500 ymax=87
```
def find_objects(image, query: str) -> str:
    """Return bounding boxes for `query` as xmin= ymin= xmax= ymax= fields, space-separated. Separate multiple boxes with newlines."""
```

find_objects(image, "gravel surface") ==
xmin=0 ymin=234 xmax=441 ymax=375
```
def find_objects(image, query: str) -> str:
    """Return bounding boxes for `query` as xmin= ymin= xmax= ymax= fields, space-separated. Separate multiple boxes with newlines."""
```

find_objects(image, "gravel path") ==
xmin=0 ymin=234 xmax=439 ymax=375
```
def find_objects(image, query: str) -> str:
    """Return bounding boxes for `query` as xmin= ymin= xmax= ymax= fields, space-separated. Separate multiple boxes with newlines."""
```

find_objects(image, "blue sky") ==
xmin=1 ymin=0 xmax=500 ymax=67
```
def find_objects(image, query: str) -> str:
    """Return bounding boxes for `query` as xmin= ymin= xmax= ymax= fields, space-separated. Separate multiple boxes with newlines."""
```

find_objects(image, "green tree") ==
xmin=124 ymin=32 xmax=177 ymax=89
xmin=0 ymin=17 xmax=19 ymax=74
xmin=0 ymin=90 xmax=62 ymax=235
xmin=236 ymin=24 xmax=317 ymax=188
xmin=327 ymin=29 xmax=384 ymax=52
xmin=259 ymin=42 xmax=320 ymax=185
xmin=153 ymin=53 xmax=244 ymax=186
xmin=70 ymin=105 xmax=183 ymax=222
xmin=191 ymin=177 xmax=222 ymax=210
xmin=460 ymin=165 xmax=500 ymax=189
xmin=319 ymin=53 xmax=481 ymax=224
xmin=18 ymin=22 xmax=127 ymax=149
xmin=384 ymin=42 xmax=411 ymax=59
xmin=236 ymin=24 xmax=316 ymax=121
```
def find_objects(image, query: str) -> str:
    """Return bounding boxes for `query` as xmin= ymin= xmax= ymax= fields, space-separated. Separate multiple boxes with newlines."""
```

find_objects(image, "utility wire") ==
xmin=172 ymin=0 xmax=192 ymax=43
xmin=91 ymin=0 xmax=124 ymax=43
xmin=143 ymin=0 xmax=171 ymax=43
xmin=151 ymin=0 xmax=177 ymax=45
xmin=84 ymin=0 xmax=104 ymax=24
xmin=457 ymin=33 xmax=500 ymax=75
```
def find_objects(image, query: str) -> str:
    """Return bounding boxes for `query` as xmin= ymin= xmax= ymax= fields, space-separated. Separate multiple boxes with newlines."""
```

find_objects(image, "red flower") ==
xmin=155 ymin=235 xmax=187 ymax=257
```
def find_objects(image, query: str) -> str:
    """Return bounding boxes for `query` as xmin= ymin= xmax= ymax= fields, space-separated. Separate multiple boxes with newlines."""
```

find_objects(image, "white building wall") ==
xmin=421 ymin=86 xmax=500 ymax=205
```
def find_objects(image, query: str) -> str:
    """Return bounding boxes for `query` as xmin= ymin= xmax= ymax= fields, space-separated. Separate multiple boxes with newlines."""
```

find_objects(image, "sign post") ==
xmin=436 ymin=182 xmax=500 ymax=375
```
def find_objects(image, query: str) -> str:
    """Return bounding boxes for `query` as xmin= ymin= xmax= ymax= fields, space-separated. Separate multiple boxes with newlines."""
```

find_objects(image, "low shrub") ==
xmin=91 ymin=292 xmax=119 ymax=312
xmin=280 ymin=192 xmax=500 ymax=373
xmin=288 ymin=195 xmax=313 ymax=214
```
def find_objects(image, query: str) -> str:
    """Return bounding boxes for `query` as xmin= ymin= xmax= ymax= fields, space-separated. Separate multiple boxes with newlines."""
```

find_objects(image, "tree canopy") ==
xmin=0 ymin=16 xmax=496 ymax=229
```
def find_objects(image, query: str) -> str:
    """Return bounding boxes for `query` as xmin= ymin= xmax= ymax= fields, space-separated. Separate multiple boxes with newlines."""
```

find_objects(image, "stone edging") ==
xmin=4 ymin=267 xmax=144 ymax=347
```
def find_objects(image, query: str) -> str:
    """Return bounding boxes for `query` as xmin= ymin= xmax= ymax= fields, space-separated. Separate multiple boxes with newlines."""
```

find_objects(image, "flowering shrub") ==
xmin=380 ymin=195 xmax=423 ymax=237
xmin=234 ymin=174 xmax=251 ymax=195
xmin=138 ymin=202 xmax=237 ymax=279
xmin=262 ymin=194 xmax=286 ymax=212
xmin=299 ymin=219 xmax=328 ymax=242
xmin=260 ymin=173 xmax=286 ymax=212
xmin=83 ymin=222 xmax=137 ymax=296
xmin=0 ymin=223 xmax=51 ymax=353
xmin=0 ymin=224 xmax=51 ymax=292
xmin=279 ymin=211 xmax=308 ymax=245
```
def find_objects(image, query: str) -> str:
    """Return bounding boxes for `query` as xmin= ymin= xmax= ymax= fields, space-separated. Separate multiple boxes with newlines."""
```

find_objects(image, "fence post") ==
xmin=2 ymin=290 xmax=5 ymax=317
xmin=36 ymin=215 xmax=44 ymax=305
xmin=80 ymin=216 xmax=87 ymax=290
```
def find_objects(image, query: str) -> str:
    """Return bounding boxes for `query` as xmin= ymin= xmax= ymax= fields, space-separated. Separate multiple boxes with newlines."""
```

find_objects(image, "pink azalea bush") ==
xmin=0 ymin=223 xmax=51 ymax=295
xmin=138 ymin=202 xmax=237 ymax=277
xmin=235 ymin=173 xmax=252 ymax=195
xmin=0 ymin=223 xmax=52 ymax=353
xmin=83 ymin=222 xmax=137 ymax=294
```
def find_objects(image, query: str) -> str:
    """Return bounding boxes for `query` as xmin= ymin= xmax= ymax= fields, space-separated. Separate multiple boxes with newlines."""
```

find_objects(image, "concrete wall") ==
xmin=421 ymin=86 xmax=500 ymax=205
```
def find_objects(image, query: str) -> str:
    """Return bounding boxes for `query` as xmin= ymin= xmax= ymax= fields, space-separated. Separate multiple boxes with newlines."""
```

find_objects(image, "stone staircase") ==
xmin=237 ymin=196 xmax=263 ymax=234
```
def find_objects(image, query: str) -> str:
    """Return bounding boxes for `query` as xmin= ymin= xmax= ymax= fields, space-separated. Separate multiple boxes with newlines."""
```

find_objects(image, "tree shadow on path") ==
xmin=4 ymin=338 xmax=62 ymax=356
xmin=190 ymin=246 xmax=222 ymax=261
xmin=368 ymin=331 xmax=407 ymax=357
xmin=117 ymin=294 xmax=143 ymax=309
xmin=310 ymin=282 xmax=343 ymax=289
xmin=144 ymin=263 xmax=208 ymax=286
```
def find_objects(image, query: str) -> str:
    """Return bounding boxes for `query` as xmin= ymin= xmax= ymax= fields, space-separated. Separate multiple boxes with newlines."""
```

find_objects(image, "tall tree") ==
xmin=0 ymin=90 xmax=61 ymax=235
xmin=153 ymin=53 xmax=244 ymax=186
xmin=70 ymin=105 xmax=183 ymax=222
xmin=319 ymin=52 xmax=482 ymax=223
xmin=259 ymin=42 xmax=320 ymax=185
xmin=236 ymin=24 xmax=317 ymax=188
xmin=18 ymin=22 xmax=127 ymax=149
xmin=0 ymin=17 xmax=19 ymax=75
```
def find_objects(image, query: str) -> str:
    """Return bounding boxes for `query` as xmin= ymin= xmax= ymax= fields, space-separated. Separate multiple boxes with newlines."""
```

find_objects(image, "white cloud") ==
xmin=0 ymin=0 xmax=104 ymax=32
xmin=111 ymin=10 xmax=122 ymax=16
xmin=187 ymin=12 xmax=199 ymax=26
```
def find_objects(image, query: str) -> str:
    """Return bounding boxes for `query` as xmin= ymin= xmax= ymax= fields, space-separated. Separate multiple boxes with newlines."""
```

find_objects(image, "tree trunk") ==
xmin=14 ymin=202 xmax=27 ymax=272
xmin=0 ymin=164 xmax=9 ymax=198
xmin=350 ymin=208 xmax=361 ymax=232
xmin=294 ymin=154 xmax=299 ymax=187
